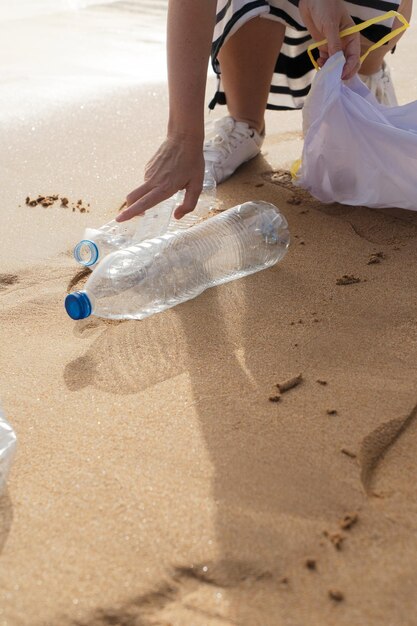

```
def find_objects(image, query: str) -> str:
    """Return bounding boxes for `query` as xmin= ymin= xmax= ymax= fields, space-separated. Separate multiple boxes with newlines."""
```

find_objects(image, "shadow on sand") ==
xmin=0 ymin=490 xmax=13 ymax=556
xmin=60 ymin=179 xmax=417 ymax=624
xmin=61 ymin=255 xmax=353 ymax=624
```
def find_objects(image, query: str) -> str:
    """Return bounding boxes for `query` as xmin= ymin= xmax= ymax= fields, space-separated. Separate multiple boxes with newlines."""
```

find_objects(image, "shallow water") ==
xmin=0 ymin=1 xmax=173 ymax=270
xmin=0 ymin=0 xmax=168 ymax=22
xmin=0 ymin=0 xmax=169 ymax=122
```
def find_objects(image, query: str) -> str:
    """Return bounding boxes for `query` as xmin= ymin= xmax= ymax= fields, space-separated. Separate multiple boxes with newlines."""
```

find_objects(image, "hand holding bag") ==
xmin=293 ymin=12 xmax=417 ymax=211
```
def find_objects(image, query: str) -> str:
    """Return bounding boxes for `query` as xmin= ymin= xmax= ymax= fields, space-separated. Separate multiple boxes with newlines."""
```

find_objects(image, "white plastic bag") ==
xmin=294 ymin=14 xmax=417 ymax=210
xmin=0 ymin=402 xmax=16 ymax=495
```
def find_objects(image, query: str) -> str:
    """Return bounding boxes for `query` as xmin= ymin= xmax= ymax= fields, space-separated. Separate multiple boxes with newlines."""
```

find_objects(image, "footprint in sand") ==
xmin=64 ymin=310 xmax=189 ymax=394
xmin=359 ymin=402 xmax=417 ymax=498
xmin=56 ymin=560 xmax=273 ymax=626
xmin=263 ymin=169 xmax=417 ymax=245
xmin=347 ymin=208 xmax=417 ymax=245
xmin=0 ymin=274 xmax=19 ymax=290
xmin=66 ymin=268 xmax=91 ymax=293
xmin=261 ymin=169 xmax=355 ymax=218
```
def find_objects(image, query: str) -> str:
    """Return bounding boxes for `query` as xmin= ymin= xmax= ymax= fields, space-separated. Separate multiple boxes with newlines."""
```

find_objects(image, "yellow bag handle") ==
xmin=290 ymin=158 xmax=302 ymax=179
xmin=307 ymin=10 xmax=410 ymax=70
xmin=291 ymin=11 xmax=410 ymax=179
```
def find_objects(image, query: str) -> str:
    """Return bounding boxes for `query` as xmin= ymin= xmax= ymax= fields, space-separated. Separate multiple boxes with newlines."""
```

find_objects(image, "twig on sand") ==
xmin=336 ymin=274 xmax=361 ymax=286
xmin=341 ymin=447 xmax=357 ymax=459
xmin=277 ymin=373 xmax=303 ymax=394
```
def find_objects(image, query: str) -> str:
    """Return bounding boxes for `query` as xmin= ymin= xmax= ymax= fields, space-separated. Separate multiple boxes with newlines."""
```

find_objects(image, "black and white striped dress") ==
xmin=210 ymin=0 xmax=401 ymax=110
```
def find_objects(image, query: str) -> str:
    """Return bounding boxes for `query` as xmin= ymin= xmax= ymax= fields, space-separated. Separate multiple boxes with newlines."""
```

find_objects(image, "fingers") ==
xmin=321 ymin=12 xmax=360 ymax=79
xmin=173 ymin=185 xmax=202 ymax=220
xmin=324 ymin=23 xmax=343 ymax=57
xmin=300 ymin=9 xmax=322 ymax=43
xmin=118 ymin=136 xmax=205 ymax=223
xmin=317 ymin=49 xmax=329 ymax=68
xmin=300 ymin=0 xmax=361 ymax=79
xmin=341 ymin=37 xmax=361 ymax=80
xmin=341 ymin=56 xmax=361 ymax=80
xmin=316 ymin=28 xmax=360 ymax=80
xmin=125 ymin=181 xmax=152 ymax=209
xmin=118 ymin=182 xmax=203 ymax=223
xmin=116 ymin=187 xmax=172 ymax=222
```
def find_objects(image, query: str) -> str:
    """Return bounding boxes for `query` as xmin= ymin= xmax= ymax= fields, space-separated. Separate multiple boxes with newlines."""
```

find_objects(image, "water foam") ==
xmin=0 ymin=0 xmax=117 ymax=22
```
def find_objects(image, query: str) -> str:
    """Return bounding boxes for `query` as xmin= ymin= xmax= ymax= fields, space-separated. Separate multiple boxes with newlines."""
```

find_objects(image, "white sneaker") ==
xmin=203 ymin=115 xmax=264 ymax=184
xmin=359 ymin=61 xmax=398 ymax=106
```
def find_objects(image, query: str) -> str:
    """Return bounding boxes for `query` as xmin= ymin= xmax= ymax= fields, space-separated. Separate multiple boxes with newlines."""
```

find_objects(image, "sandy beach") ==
xmin=1 ymin=3 xmax=417 ymax=625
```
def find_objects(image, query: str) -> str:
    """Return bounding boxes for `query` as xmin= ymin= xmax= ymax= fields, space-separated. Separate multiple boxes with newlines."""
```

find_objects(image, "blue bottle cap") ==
xmin=65 ymin=291 xmax=92 ymax=320
xmin=73 ymin=240 xmax=99 ymax=266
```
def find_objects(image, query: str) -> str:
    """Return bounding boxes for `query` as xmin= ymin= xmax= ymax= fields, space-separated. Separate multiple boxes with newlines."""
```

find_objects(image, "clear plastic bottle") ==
xmin=0 ymin=401 xmax=17 ymax=494
xmin=73 ymin=167 xmax=217 ymax=268
xmin=65 ymin=201 xmax=290 ymax=321
xmin=73 ymin=195 xmax=179 ymax=268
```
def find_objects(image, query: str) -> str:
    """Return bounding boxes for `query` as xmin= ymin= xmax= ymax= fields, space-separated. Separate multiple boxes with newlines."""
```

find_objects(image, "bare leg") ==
xmin=360 ymin=0 xmax=412 ymax=75
xmin=217 ymin=17 xmax=286 ymax=134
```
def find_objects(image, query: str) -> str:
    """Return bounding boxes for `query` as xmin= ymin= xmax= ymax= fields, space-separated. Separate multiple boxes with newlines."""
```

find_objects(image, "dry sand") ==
xmin=1 ymin=25 xmax=417 ymax=626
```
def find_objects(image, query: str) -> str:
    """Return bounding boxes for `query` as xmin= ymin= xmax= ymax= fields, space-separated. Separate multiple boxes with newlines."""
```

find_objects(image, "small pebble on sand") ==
xmin=328 ymin=589 xmax=344 ymax=602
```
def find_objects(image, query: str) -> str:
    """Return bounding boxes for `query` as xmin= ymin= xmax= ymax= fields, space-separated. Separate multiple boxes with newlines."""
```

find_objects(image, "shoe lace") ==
xmin=203 ymin=116 xmax=254 ymax=164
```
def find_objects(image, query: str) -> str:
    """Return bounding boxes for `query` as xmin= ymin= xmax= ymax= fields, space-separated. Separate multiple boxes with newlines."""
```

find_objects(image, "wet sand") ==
xmin=1 ymin=16 xmax=417 ymax=626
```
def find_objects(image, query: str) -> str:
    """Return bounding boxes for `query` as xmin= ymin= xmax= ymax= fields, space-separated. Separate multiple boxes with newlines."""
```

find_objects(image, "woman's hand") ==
xmin=116 ymin=136 xmax=205 ymax=222
xmin=299 ymin=0 xmax=361 ymax=80
xmin=117 ymin=0 xmax=217 ymax=223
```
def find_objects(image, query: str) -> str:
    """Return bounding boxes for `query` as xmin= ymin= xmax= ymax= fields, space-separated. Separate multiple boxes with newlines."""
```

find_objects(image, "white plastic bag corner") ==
xmin=0 ymin=404 xmax=16 ymax=495
xmin=295 ymin=51 xmax=417 ymax=210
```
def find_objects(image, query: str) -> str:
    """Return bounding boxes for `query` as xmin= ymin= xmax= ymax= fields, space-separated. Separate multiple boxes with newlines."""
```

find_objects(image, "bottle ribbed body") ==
xmin=82 ymin=202 xmax=290 ymax=320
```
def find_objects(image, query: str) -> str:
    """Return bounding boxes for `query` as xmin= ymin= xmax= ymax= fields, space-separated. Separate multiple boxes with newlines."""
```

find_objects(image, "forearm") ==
xmin=167 ymin=0 xmax=217 ymax=143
